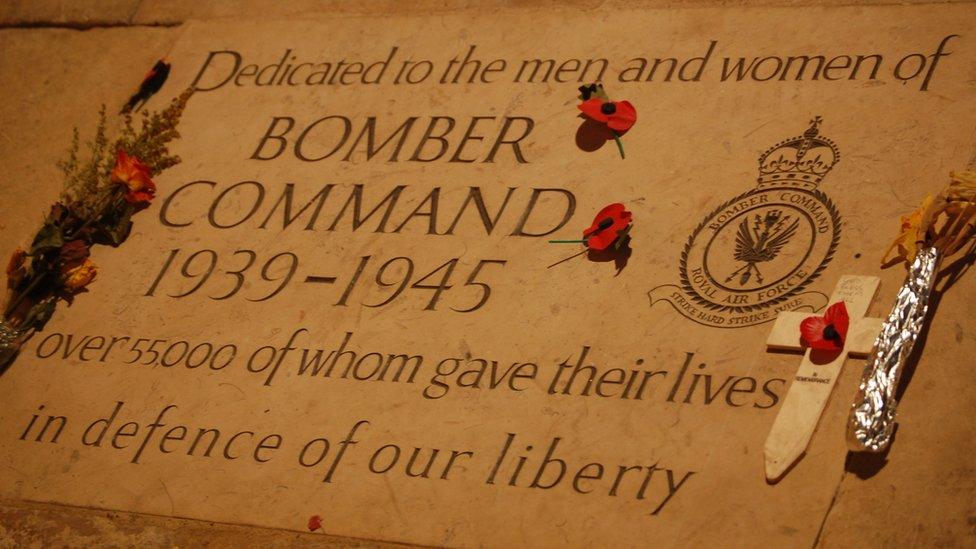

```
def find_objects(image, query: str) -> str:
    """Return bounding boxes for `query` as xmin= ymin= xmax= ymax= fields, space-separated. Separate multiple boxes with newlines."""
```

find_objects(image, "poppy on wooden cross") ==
xmin=763 ymin=275 xmax=884 ymax=482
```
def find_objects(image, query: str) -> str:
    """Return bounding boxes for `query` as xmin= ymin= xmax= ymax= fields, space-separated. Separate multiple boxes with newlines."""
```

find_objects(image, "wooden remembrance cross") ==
xmin=763 ymin=275 xmax=884 ymax=481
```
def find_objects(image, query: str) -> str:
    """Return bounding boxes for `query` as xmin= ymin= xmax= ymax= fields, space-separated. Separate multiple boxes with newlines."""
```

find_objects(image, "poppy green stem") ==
xmin=612 ymin=131 xmax=625 ymax=159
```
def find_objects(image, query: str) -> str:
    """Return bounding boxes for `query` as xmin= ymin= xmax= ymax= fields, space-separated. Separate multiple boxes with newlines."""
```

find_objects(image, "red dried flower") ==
xmin=111 ymin=150 xmax=156 ymax=208
xmin=578 ymin=99 xmax=637 ymax=133
xmin=800 ymin=301 xmax=850 ymax=351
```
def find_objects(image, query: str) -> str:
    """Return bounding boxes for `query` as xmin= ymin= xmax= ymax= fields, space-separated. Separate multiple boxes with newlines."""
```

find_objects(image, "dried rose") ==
xmin=110 ymin=149 xmax=156 ymax=207
xmin=61 ymin=258 xmax=97 ymax=292
xmin=59 ymin=239 xmax=90 ymax=265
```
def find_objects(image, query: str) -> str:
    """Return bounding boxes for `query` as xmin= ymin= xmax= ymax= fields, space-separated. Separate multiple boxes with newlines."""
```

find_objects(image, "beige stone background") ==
xmin=0 ymin=0 xmax=974 ymax=547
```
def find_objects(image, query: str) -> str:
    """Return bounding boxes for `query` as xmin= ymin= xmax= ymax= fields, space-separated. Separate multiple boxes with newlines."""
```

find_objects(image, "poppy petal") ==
xmin=824 ymin=301 xmax=849 ymax=343
xmin=809 ymin=336 xmax=840 ymax=351
xmin=607 ymin=119 xmax=630 ymax=133
xmin=578 ymin=99 xmax=610 ymax=123
xmin=615 ymin=100 xmax=637 ymax=120
xmin=823 ymin=301 xmax=845 ymax=322
xmin=800 ymin=316 xmax=828 ymax=347
xmin=584 ymin=203 xmax=626 ymax=235
xmin=587 ymin=231 xmax=615 ymax=251
xmin=607 ymin=101 xmax=637 ymax=132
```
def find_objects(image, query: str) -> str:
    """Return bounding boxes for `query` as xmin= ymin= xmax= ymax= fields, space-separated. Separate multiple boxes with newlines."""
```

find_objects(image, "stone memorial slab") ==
xmin=1 ymin=4 xmax=975 ymax=546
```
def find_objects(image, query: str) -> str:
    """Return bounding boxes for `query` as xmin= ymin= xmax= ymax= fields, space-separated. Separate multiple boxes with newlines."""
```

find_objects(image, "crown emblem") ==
xmin=757 ymin=116 xmax=840 ymax=189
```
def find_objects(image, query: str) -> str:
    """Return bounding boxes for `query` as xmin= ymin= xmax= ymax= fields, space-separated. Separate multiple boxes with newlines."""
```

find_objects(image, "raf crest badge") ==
xmin=650 ymin=117 xmax=843 ymax=328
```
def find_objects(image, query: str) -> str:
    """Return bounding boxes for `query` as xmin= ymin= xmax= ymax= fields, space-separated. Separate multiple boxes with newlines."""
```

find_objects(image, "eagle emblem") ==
xmin=725 ymin=210 xmax=799 ymax=286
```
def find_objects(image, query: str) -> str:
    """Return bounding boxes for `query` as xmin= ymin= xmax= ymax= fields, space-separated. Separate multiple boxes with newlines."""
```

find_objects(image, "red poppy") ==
xmin=307 ymin=515 xmax=323 ymax=532
xmin=583 ymin=203 xmax=633 ymax=251
xmin=800 ymin=301 xmax=850 ymax=351
xmin=578 ymin=99 xmax=637 ymax=132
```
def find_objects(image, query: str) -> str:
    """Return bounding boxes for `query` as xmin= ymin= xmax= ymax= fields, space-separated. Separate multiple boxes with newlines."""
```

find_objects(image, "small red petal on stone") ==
xmin=308 ymin=515 xmax=323 ymax=532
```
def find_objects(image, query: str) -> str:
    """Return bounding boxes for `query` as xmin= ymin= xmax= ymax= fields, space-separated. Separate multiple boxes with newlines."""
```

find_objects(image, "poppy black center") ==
xmin=588 ymin=217 xmax=614 ymax=236
xmin=823 ymin=324 xmax=840 ymax=341
xmin=600 ymin=102 xmax=617 ymax=115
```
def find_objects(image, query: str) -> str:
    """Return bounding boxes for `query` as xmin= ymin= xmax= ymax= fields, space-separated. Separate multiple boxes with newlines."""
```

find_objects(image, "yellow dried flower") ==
xmin=62 ymin=258 xmax=97 ymax=292
xmin=883 ymin=195 xmax=934 ymax=265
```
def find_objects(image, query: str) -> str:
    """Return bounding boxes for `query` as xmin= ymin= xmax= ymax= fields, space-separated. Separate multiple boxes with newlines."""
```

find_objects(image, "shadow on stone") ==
xmin=586 ymin=236 xmax=632 ymax=275
xmin=575 ymin=116 xmax=614 ymax=152
xmin=844 ymin=427 xmax=896 ymax=480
